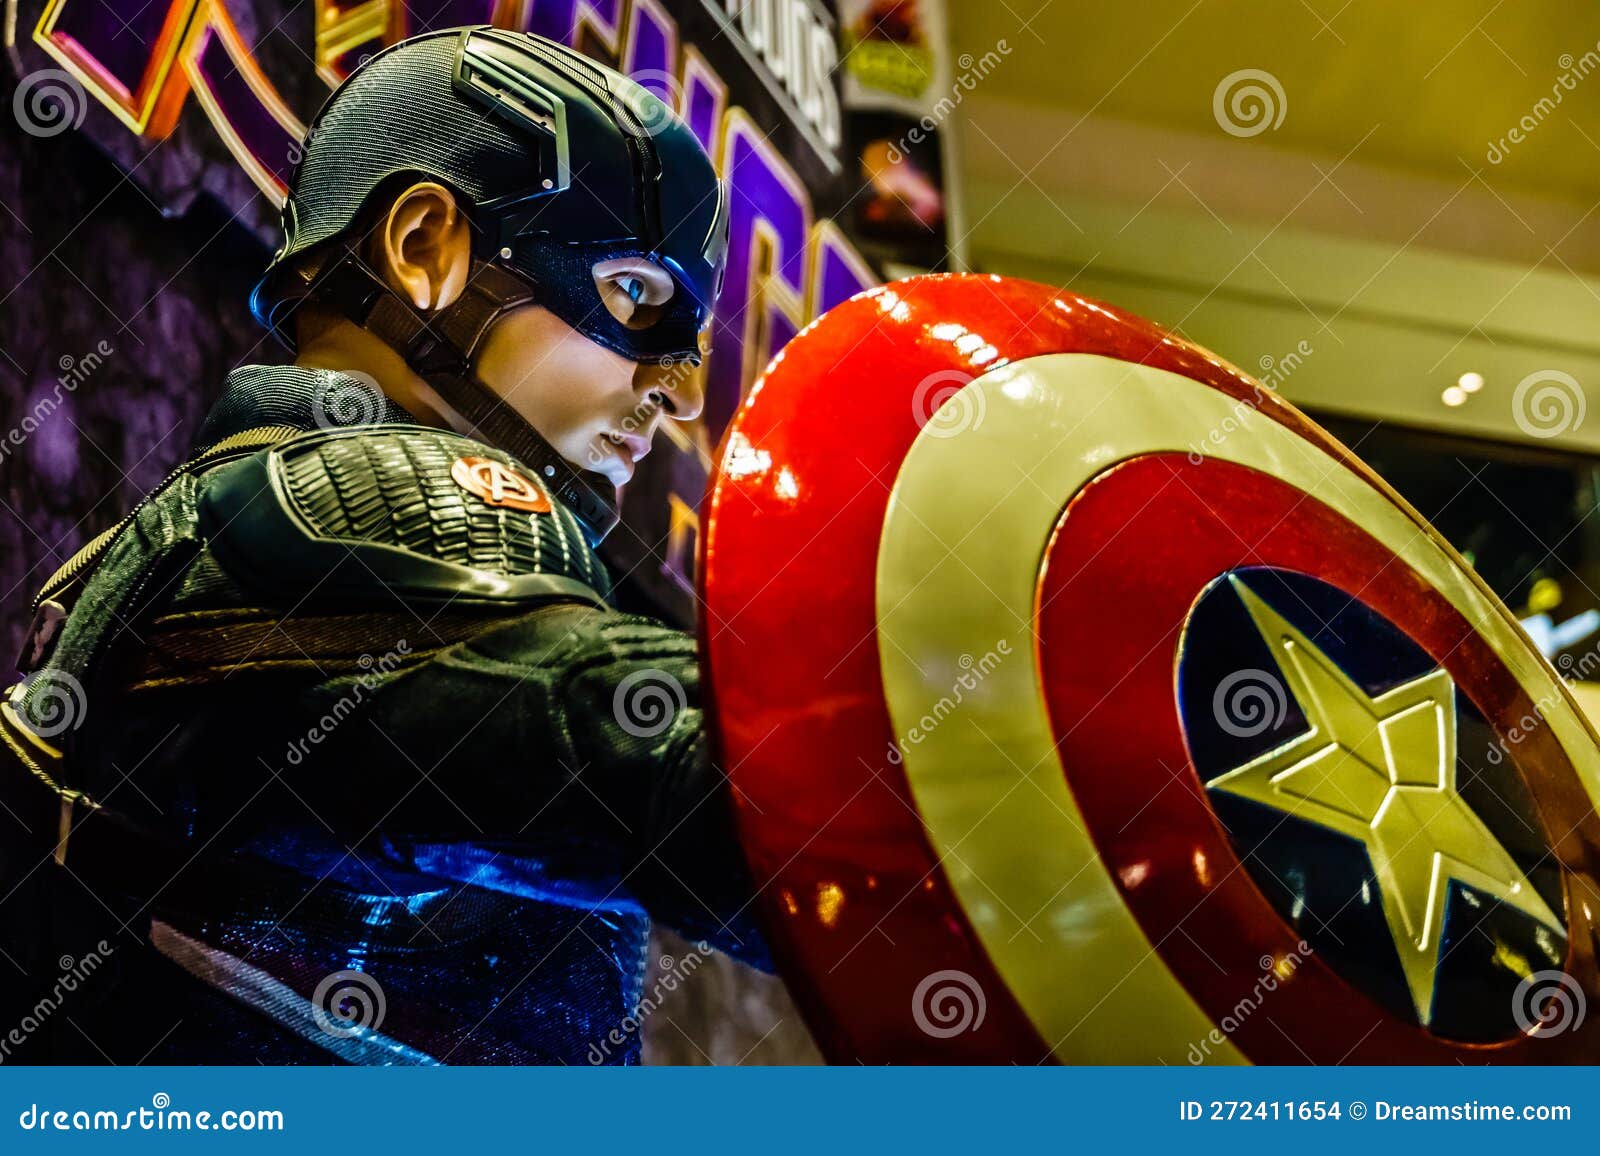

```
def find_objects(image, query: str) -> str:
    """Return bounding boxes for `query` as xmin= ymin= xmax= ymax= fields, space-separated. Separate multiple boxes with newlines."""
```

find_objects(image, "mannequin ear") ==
xmin=372 ymin=181 xmax=471 ymax=311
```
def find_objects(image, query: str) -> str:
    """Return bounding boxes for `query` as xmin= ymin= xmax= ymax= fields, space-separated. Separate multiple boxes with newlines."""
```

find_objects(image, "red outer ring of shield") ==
xmin=1037 ymin=452 xmax=1600 ymax=1062
xmin=699 ymin=274 xmax=1371 ymax=1063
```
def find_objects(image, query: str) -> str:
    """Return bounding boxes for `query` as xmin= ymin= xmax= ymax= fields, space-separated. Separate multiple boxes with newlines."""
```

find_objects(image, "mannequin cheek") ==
xmin=478 ymin=304 xmax=639 ymax=437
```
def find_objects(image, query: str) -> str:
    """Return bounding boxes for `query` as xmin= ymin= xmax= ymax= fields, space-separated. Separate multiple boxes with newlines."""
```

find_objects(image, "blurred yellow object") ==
xmin=1528 ymin=577 xmax=1563 ymax=615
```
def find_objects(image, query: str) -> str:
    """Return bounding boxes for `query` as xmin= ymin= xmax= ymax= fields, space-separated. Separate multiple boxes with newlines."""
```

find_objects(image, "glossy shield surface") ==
xmin=698 ymin=273 xmax=1600 ymax=1064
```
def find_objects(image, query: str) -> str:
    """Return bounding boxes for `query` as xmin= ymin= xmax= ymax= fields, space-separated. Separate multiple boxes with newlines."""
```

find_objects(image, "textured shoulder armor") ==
xmin=197 ymin=425 xmax=611 ymax=608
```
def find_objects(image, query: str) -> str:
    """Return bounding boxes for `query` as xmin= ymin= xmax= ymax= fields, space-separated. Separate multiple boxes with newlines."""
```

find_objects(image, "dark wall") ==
xmin=0 ymin=81 xmax=275 ymax=661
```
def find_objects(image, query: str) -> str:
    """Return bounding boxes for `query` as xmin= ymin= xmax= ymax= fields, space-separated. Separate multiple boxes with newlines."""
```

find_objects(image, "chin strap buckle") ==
xmin=314 ymin=247 xmax=536 ymax=377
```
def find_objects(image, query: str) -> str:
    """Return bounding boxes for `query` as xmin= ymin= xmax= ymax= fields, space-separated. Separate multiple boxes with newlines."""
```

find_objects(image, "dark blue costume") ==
xmin=0 ymin=28 xmax=762 ymax=1064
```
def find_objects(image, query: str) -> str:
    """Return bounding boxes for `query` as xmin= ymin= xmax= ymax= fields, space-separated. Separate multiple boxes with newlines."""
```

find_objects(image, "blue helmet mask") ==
xmin=451 ymin=28 xmax=728 ymax=365
xmin=251 ymin=28 xmax=732 ymax=543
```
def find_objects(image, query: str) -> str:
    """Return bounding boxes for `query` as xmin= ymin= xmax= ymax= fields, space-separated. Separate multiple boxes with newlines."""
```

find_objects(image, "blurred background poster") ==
xmin=837 ymin=0 xmax=956 ymax=272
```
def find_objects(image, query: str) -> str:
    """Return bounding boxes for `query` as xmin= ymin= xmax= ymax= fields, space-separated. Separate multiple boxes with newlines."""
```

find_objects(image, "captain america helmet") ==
xmin=252 ymin=26 xmax=728 ymax=366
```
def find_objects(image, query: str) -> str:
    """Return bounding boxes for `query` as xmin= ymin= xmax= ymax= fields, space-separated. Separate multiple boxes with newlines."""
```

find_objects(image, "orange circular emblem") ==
xmin=450 ymin=456 xmax=552 ymax=514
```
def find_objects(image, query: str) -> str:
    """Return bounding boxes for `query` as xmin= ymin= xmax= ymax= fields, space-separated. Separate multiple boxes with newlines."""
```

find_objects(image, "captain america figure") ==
xmin=0 ymin=27 xmax=765 ymax=1064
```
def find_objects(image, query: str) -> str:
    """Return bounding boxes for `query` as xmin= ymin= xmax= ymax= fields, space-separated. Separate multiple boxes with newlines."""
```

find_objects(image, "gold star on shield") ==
xmin=1208 ymin=576 xmax=1563 ymax=1027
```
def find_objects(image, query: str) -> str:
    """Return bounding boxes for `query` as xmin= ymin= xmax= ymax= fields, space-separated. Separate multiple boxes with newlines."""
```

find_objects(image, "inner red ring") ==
xmin=1034 ymin=452 xmax=1600 ymax=1063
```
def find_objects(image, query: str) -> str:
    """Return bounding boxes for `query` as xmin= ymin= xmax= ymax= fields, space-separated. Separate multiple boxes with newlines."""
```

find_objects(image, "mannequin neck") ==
xmin=293 ymin=306 xmax=454 ymax=429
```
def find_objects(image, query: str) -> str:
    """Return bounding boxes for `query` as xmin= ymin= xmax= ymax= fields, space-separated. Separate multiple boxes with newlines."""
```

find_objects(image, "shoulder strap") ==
xmin=18 ymin=425 xmax=304 ymax=674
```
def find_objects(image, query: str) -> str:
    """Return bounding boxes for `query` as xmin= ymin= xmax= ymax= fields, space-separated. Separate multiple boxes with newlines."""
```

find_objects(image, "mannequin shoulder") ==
xmin=195 ymin=424 xmax=613 ymax=609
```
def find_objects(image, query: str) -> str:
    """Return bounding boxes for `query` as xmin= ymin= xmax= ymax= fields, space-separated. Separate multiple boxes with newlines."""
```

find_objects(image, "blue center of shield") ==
xmin=1176 ymin=567 xmax=1566 ymax=1042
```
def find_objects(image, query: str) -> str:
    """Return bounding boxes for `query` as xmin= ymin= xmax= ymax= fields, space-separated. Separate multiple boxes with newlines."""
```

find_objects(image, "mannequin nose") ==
xmin=638 ymin=360 xmax=705 ymax=423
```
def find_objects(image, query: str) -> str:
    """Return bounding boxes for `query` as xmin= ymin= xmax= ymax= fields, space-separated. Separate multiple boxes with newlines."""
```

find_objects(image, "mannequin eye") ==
xmin=593 ymin=258 xmax=675 ymax=329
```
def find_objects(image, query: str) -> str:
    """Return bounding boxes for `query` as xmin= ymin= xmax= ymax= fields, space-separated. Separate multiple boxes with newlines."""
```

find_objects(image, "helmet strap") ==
xmin=306 ymin=248 xmax=621 ymax=544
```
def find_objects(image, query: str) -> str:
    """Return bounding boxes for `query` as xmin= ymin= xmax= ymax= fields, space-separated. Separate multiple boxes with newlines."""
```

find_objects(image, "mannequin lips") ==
xmin=593 ymin=430 xmax=652 ymax=483
xmin=617 ymin=432 xmax=652 ymax=464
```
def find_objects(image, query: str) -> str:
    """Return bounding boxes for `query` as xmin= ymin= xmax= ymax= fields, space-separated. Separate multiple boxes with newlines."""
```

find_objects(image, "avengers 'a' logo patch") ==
xmin=1178 ymin=568 xmax=1566 ymax=1042
xmin=450 ymin=456 xmax=551 ymax=514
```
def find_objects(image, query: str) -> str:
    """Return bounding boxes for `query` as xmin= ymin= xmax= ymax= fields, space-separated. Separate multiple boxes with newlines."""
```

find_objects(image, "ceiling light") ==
xmin=1441 ymin=386 xmax=1467 ymax=406
xmin=1457 ymin=371 xmax=1484 ymax=393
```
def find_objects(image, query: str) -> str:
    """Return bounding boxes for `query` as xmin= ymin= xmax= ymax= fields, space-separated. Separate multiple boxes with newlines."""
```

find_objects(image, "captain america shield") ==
xmin=698 ymin=273 xmax=1600 ymax=1064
